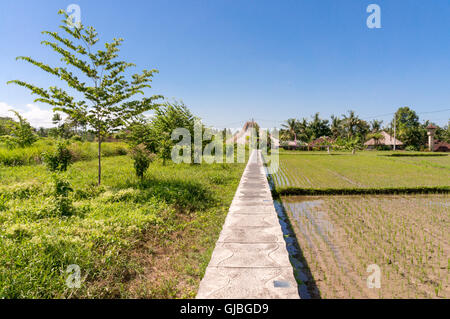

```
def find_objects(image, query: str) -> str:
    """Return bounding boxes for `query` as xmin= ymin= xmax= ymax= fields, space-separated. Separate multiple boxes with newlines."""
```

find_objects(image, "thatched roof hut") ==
xmin=308 ymin=136 xmax=334 ymax=147
xmin=364 ymin=131 xmax=403 ymax=147
xmin=432 ymin=140 xmax=450 ymax=152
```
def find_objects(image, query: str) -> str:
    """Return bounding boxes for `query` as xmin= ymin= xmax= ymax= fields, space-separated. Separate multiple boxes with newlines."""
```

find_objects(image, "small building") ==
xmin=308 ymin=136 xmax=335 ymax=150
xmin=432 ymin=140 xmax=450 ymax=152
xmin=364 ymin=131 xmax=403 ymax=149
xmin=280 ymin=140 xmax=305 ymax=150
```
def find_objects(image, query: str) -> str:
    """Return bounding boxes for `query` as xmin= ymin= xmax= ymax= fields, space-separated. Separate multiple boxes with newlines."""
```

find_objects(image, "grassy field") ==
xmin=281 ymin=195 xmax=449 ymax=299
xmin=0 ymin=155 xmax=245 ymax=298
xmin=273 ymin=151 xmax=450 ymax=191
xmin=0 ymin=140 xmax=128 ymax=166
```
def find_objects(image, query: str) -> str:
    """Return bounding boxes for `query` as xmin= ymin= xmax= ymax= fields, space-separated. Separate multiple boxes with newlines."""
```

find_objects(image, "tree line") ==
xmin=280 ymin=108 xmax=449 ymax=150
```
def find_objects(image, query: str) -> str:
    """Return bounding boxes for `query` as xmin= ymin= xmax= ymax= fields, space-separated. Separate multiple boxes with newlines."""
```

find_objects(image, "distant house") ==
xmin=308 ymin=136 xmax=335 ymax=150
xmin=432 ymin=140 xmax=450 ymax=152
xmin=280 ymin=140 xmax=305 ymax=150
xmin=364 ymin=131 xmax=403 ymax=149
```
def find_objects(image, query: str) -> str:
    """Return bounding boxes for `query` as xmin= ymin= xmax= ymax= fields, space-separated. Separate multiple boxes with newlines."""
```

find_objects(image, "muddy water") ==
xmin=283 ymin=197 xmax=350 ymax=269
xmin=273 ymin=200 xmax=312 ymax=298
xmin=274 ymin=196 xmax=352 ymax=299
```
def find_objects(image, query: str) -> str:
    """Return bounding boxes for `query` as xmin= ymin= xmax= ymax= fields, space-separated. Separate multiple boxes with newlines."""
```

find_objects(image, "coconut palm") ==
xmin=342 ymin=110 xmax=360 ymax=138
xmin=330 ymin=115 xmax=343 ymax=138
xmin=370 ymin=119 xmax=383 ymax=133
xmin=281 ymin=118 xmax=299 ymax=143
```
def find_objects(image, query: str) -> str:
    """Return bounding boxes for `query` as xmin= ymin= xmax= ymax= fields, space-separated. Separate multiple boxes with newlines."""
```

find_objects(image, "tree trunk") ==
xmin=98 ymin=135 xmax=102 ymax=185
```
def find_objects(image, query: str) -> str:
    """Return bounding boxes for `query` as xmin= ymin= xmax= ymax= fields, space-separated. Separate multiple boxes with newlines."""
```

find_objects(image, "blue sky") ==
xmin=1 ymin=0 xmax=450 ymax=128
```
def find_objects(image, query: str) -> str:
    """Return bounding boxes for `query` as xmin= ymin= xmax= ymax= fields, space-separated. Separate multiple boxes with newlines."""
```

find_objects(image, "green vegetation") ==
xmin=7 ymin=10 xmax=162 ymax=184
xmin=0 ymin=140 xmax=128 ymax=166
xmin=0 ymin=155 xmax=245 ymax=298
xmin=272 ymin=151 xmax=450 ymax=191
xmin=0 ymin=110 xmax=37 ymax=149
xmin=279 ymin=108 xmax=449 ymax=150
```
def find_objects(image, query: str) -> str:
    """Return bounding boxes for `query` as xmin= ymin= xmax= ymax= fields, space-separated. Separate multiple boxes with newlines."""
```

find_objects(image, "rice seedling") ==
xmin=281 ymin=195 xmax=449 ymax=299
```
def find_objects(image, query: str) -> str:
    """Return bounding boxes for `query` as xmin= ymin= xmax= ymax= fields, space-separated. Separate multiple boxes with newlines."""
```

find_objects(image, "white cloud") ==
xmin=0 ymin=102 xmax=64 ymax=128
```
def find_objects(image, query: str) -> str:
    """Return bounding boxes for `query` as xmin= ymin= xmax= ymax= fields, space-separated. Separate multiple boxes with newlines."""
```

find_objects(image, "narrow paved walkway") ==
xmin=196 ymin=150 xmax=299 ymax=299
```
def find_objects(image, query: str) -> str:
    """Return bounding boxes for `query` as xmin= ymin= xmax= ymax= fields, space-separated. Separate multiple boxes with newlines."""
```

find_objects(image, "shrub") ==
xmin=405 ymin=145 xmax=418 ymax=151
xmin=42 ymin=142 xmax=73 ymax=172
xmin=130 ymin=144 xmax=156 ymax=180
xmin=71 ymin=135 xmax=83 ymax=142
xmin=50 ymin=174 xmax=74 ymax=217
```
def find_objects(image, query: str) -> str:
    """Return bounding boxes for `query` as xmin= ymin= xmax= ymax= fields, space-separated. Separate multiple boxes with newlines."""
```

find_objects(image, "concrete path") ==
xmin=196 ymin=150 xmax=299 ymax=299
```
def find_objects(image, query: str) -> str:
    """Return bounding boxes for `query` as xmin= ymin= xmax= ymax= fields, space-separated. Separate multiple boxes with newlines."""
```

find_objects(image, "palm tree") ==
xmin=281 ymin=118 xmax=298 ymax=143
xmin=370 ymin=119 xmax=383 ymax=133
xmin=342 ymin=110 xmax=360 ymax=138
xmin=367 ymin=132 xmax=383 ymax=148
xmin=330 ymin=115 xmax=342 ymax=138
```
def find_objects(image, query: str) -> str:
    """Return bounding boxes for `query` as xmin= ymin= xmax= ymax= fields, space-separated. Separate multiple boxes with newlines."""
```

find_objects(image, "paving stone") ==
xmin=217 ymin=226 xmax=286 ymax=243
xmin=196 ymin=150 xmax=299 ymax=299
xmin=196 ymin=267 xmax=299 ymax=299
xmin=223 ymin=213 xmax=280 ymax=228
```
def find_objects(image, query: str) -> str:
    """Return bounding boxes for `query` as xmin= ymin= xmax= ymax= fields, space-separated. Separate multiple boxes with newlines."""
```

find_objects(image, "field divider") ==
xmin=273 ymin=186 xmax=450 ymax=196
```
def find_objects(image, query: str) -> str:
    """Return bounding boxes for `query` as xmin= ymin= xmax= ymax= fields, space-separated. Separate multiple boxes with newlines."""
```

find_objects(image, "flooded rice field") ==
xmin=276 ymin=195 xmax=449 ymax=299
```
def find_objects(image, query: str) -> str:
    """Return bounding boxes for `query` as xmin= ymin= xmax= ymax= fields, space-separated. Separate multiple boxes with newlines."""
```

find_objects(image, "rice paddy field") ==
xmin=272 ymin=151 xmax=450 ymax=190
xmin=273 ymin=151 xmax=450 ymax=299
xmin=281 ymin=195 xmax=449 ymax=299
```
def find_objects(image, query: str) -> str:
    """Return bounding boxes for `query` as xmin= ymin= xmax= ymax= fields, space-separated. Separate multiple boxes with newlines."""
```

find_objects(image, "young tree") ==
xmin=2 ymin=110 xmax=37 ymax=148
xmin=7 ymin=10 xmax=162 ymax=184
xmin=0 ymin=117 xmax=13 ymax=136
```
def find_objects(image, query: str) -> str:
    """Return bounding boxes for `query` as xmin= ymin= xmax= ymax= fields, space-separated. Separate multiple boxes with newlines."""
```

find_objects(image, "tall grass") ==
xmin=0 ymin=139 xmax=128 ymax=166
xmin=0 ymin=156 xmax=245 ymax=298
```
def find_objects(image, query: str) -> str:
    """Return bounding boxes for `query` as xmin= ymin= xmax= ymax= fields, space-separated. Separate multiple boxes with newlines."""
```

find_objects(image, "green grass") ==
xmin=0 ymin=139 xmax=128 ymax=166
xmin=0 ymin=156 xmax=245 ymax=298
xmin=272 ymin=151 xmax=450 ymax=191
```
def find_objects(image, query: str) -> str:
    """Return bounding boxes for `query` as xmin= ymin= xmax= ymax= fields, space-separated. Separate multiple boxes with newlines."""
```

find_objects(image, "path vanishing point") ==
xmin=196 ymin=150 xmax=299 ymax=299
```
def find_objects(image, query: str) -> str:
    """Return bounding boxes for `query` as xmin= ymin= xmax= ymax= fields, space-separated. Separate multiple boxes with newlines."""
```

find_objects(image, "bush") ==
xmin=405 ymin=145 xmax=418 ymax=151
xmin=50 ymin=174 xmax=74 ymax=217
xmin=42 ymin=142 xmax=73 ymax=172
xmin=71 ymin=135 xmax=83 ymax=142
xmin=130 ymin=144 xmax=156 ymax=180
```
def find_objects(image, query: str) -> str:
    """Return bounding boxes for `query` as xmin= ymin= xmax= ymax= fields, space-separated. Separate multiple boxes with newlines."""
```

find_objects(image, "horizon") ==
xmin=1 ymin=0 xmax=450 ymax=129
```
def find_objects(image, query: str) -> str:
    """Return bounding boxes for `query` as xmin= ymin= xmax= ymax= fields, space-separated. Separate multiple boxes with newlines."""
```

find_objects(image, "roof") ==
xmin=364 ymin=131 xmax=403 ymax=146
xmin=433 ymin=140 xmax=450 ymax=151
xmin=308 ymin=136 xmax=334 ymax=147
xmin=281 ymin=140 xmax=305 ymax=147
xmin=426 ymin=124 xmax=437 ymax=130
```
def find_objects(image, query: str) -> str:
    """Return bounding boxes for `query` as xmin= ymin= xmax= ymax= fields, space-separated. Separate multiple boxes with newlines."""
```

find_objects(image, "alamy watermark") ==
xmin=366 ymin=264 xmax=381 ymax=289
xmin=170 ymin=121 xmax=279 ymax=174
xmin=366 ymin=4 xmax=381 ymax=29
xmin=66 ymin=4 xmax=81 ymax=29
xmin=66 ymin=264 xmax=81 ymax=288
